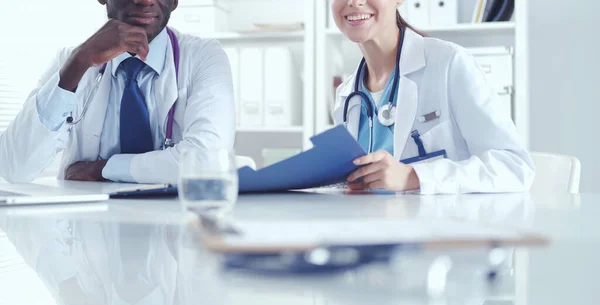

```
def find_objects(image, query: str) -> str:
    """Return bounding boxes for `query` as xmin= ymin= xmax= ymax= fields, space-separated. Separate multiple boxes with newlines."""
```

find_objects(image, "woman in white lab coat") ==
xmin=331 ymin=0 xmax=535 ymax=194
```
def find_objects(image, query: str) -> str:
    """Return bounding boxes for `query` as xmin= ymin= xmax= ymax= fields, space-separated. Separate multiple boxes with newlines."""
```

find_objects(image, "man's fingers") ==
xmin=125 ymin=41 xmax=149 ymax=61
xmin=125 ymin=28 xmax=149 ymax=59
xmin=64 ymin=162 xmax=86 ymax=180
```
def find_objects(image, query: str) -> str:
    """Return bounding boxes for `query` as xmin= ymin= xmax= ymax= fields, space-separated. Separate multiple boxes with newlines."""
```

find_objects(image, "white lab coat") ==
xmin=0 ymin=29 xmax=235 ymax=184
xmin=0 ymin=218 xmax=178 ymax=304
xmin=333 ymin=29 xmax=535 ymax=194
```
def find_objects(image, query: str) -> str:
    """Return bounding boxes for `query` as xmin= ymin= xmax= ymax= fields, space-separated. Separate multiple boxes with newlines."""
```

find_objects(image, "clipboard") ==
xmin=192 ymin=218 xmax=549 ymax=254
xmin=187 ymin=217 xmax=548 ymax=274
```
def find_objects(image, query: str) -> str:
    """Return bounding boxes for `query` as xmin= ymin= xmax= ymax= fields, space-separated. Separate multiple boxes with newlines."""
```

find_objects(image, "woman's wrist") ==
xmin=405 ymin=167 xmax=421 ymax=191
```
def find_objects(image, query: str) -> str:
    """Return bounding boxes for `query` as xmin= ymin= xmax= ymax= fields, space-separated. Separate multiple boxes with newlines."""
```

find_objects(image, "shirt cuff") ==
xmin=411 ymin=163 xmax=437 ymax=195
xmin=36 ymin=72 xmax=78 ymax=131
xmin=102 ymin=154 xmax=136 ymax=182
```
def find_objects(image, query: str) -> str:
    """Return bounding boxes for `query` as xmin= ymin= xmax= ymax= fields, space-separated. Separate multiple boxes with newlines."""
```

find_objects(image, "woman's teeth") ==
xmin=347 ymin=14 xmax=372 ymax=21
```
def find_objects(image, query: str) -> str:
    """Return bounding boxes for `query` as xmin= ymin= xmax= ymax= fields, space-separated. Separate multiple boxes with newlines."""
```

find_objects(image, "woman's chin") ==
xmin=344 ymin=32 xmax=372 ymax=44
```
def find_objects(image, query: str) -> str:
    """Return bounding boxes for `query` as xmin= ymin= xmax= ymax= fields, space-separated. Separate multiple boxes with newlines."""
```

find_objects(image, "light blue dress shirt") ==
xmin=36 ymin=29 xmax=169 ymax=182
xmin=356 ymin=66 xmax=398 ymax=156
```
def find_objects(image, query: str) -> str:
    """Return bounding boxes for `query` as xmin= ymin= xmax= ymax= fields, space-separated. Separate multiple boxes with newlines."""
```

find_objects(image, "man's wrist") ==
xmin=58 ymin=48 xmax=92 ymax=92
xmin=94 ymin=160 xmax=109 ymax=181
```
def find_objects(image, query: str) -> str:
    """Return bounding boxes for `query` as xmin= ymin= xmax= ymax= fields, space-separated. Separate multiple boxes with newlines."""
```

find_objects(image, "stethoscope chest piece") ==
xmin=378 ymin=104 xmax=396 ymax=127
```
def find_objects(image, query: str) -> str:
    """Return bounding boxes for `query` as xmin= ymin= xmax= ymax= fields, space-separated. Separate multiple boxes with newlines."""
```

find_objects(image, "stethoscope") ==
xmin=342 ymin=27 xmax=406 ymax=153
xmin=66 ymin=27 xmax=181 ymax=149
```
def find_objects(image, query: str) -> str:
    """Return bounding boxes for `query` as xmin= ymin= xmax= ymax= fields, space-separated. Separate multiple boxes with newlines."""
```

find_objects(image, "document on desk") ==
xmin=238 ymin=125 xmax=366 ymax=193
xmin=203 ymin=219 xmax=548 ymax=253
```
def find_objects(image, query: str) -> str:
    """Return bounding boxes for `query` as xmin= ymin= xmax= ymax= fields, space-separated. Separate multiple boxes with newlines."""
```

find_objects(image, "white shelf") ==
xmin=325 ymin=22 xmax=516 ymax=37
xmin=208 ymin=31 xmax=305 ymax=42
xmin=236 ymin=126 xmax=304 ymax=133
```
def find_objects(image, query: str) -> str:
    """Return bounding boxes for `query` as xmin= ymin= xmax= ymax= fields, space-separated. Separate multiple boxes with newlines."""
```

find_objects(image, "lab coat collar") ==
xmin=111 ymin=27 xmax=168 ymax=77
xmin=336 ymin=28 xmax=426 ymax=98
xmin=333 ymin=28 xmax=426 ymax=145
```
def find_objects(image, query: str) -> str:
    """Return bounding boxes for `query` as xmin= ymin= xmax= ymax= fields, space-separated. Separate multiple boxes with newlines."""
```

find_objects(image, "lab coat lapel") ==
xmin=154 ymin=33 xmax=179 ymax=140
xmin=333 ymin=66 xmax=361 ymax=140
xmin=393 ymin=29 xmax=426 ymax=160
xmin=79 ymin=64 xmax=112 ymax=159
xmin=393 ymin=76 xmax=418 ymax=160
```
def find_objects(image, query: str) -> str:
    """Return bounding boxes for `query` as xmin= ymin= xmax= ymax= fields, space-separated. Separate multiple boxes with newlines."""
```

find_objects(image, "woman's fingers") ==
xmin=347 ymin=161 xmax=386 ymax=182
xmin=353 ymin=150 xmax=389 ymax=166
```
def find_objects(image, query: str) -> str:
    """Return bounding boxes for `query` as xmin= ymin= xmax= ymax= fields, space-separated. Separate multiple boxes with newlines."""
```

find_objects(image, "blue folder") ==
xmin=238 ymin=125 xmax=367 ymax=193
xmin=109 ymin=125 xmax=366 ymax=197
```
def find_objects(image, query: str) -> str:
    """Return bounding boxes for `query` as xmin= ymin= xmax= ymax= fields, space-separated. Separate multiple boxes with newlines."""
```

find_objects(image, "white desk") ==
xmin=0 ymin=179 xmax=598 ymax=305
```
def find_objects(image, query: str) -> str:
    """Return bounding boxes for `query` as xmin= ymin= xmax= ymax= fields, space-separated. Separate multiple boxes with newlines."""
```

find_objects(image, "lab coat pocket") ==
xmin=418 ymin=120 xmax=453 ymax=155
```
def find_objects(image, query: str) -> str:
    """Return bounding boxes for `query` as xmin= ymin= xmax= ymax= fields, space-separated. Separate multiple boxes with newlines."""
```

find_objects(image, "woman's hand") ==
xmin=346 ymin=150 xmax=420 ymax=192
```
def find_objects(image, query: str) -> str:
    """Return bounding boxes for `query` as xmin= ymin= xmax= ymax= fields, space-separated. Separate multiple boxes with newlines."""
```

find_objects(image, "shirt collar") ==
xmin=111 ymin=27 xmax=169 ymax=77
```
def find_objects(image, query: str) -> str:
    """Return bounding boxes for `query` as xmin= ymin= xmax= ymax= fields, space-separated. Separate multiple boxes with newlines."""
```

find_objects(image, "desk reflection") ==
xmin=0 ymin=192 xmax=543 ymax=305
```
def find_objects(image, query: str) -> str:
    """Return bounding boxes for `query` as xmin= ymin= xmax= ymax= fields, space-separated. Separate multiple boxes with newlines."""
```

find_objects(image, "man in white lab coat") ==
xmin=0 ymin=0 xmax=235 ymax=184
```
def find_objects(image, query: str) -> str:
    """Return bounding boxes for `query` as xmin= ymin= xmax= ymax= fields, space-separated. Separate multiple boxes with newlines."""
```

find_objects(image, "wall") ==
xmin=528 ymin=0 xmax=600 ymax=192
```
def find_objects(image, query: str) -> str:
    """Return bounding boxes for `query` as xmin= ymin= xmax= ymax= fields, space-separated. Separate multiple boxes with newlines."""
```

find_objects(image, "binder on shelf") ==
xmin=481 ymin=0 xmax=501 ymax=22
xmin=487 ymin=0 xmax=515 ymax=22
xmin=223 ymin=47 xmax=240 ymax=126
xmin=406 ymin=0 xmax=430 ymax=27
xmin=263 ymin=47 xmax=298 ymax=127
xmin=472 ymin=0 xmax=515 ymax=23
xmin=428 ymin=0 xmax=457 ymax=26
xmin=239 ymin=47 xmax=264 ymax=127
xmin=471 ymin=0 xmax=487 ymax=23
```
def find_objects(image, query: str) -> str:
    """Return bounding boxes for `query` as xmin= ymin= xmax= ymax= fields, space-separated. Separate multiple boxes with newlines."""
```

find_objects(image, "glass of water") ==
xmin=178 ymin=148 xmax=238 ymax=215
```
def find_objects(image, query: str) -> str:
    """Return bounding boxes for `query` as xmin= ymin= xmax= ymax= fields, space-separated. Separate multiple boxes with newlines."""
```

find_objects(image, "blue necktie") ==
xmin=120 ymin=57 xmax=154 ymax=154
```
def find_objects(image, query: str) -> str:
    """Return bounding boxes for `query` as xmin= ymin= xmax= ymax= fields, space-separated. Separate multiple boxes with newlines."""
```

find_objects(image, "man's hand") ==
xmin=346 ymin=150 xmax=420 ymax=192
xmin=65 ymin=160 xmax=108 ymax=181
xmin=58 ymin=19 xmax=149 ymax=91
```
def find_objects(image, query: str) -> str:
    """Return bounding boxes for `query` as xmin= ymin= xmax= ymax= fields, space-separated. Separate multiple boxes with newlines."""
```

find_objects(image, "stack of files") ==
xmin=472 ymin=0 xmax=515 ymax=23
